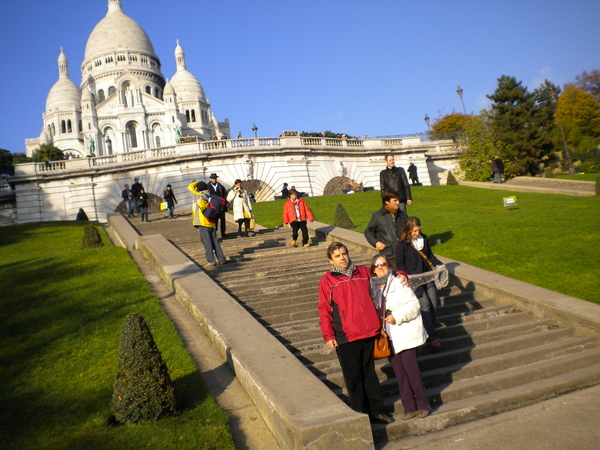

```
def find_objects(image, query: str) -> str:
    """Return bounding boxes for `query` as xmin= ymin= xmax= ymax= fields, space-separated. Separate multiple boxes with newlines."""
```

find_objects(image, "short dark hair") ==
xmin=196 ymin=181 xmax=207 ymax=191
xmin=287 ymin=188 xmax=297 ymax=198
xmin=382 ymin=189 xmax=401 ymax=205
xmin=327 ymin=242 xmax=348 ymax=260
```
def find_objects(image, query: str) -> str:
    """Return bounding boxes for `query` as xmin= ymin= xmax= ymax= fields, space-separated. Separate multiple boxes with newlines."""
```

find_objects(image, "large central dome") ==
xmin=84 ymin=0 xmax=157 ymax=63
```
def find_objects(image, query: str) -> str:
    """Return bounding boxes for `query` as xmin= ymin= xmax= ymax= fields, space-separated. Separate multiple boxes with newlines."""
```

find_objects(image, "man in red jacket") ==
xmin=318 ymin=242 xmax=394 ymax=424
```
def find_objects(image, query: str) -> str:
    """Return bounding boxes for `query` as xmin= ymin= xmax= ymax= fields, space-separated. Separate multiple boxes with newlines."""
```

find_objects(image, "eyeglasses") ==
xmin=373 ymin=262 xmax=387 ymax=267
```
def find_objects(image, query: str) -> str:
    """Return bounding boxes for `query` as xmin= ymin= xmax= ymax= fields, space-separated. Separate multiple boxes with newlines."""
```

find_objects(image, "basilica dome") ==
xmin=170 ymin=41 xmax=205 ymax=101
xmin=84 ymin=0 xmax=157 ymax=65
xmin=46 ymin=49 xmax=81 ymax=111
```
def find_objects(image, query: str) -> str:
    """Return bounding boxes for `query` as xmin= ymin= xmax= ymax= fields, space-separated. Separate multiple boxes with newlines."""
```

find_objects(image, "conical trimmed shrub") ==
xmin=112 ymin=313 xmax=176 ymax=424
xmin=334 ymin=203 xmax=354 ymax=229
xmin=81 ymin=224 xmax=104 ymax=249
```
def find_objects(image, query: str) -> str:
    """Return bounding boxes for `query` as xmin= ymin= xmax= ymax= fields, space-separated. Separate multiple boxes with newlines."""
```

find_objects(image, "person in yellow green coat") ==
xmin=188 ymin=180 xmax=226 ymax=266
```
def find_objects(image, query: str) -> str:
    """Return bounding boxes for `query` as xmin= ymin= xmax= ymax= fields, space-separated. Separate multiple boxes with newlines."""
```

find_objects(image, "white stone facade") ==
xmin=25 ymin=0 xmax=229 ymax=158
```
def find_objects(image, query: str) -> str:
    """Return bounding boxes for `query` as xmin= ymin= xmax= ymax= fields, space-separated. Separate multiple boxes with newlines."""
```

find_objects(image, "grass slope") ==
xmin=0 ymin=222 xmax=235 ymax=450
xmin=254 ymin=186 xmax=600 ymax=303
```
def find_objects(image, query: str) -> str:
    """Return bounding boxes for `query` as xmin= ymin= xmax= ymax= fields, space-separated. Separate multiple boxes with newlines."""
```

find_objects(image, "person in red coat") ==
xmin=282 ymin=188 xmax=314 ymax=247
xmin=318 ymin=242 xmax=394 ymax=424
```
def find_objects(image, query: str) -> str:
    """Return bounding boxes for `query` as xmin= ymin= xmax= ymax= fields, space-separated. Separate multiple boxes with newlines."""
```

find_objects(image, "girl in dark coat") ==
xmin=395 ymin=217 xmax=443 ymax=349
xmin=163 ymin=184 xmax=177 ymax=219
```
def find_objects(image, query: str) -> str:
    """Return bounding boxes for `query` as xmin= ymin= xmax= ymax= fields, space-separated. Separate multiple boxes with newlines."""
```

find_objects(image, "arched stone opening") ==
xmin=323 ymin=176 xmax=353 ymax=196
xmin=115 ymin=193 xmax=164 ymax=215
xmin=239 ymin=179 xmax=276 ymax=202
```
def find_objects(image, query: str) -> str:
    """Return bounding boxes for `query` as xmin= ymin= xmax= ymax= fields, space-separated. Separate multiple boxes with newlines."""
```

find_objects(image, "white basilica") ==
xmin=25 ymin=0 xmax=230 ymax=158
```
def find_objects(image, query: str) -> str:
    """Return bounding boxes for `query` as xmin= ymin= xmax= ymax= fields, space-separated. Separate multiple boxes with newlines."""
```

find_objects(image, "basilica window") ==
xmin=145 ymin=86 xmax=151 ymax=94
xmin=129 ymin=54 xmax=138 ymax=62
xmin=108 ymin=86 xmax=116 ymax=96
xmin=78 ymin=121 xmax=82 ymax=133
xmin=191 ymin=110 xmax=196 ymax=122
xmin=61 ymin=120 xmax=66 ymax=134
xmin=117 ymin=54 xmax=126 ymax=62
xmin=95 ymin=59 xmax=102 ymax=67
xmin=127 ymin=123 xmax=138 ymax=149
xmin=155 ymin=136 xmax=161 ymax=147
xmin=154 ymin=87 xmax=160 ymax=98
xmin=185 ymin=110 xmax=190 ymax=123
xmin=98 ymin=89 xmax=105 ymax=102
xmin=105 ymin=56 xmax=113 ymax=64
xmin=141 ymin=56 xmax=148 ymax=64
xmin=67 ymin=120 xmax=72 ymax=133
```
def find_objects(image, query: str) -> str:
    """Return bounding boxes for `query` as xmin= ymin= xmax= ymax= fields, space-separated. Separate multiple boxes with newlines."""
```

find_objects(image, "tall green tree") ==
xmin=429 ymin=112 xmax=469 ymax=143
xmin=32 ymin=144 xmax=64 ymax=162
xmin=487 ymin=75 xmax=554 ymax=176
xmin=0 ymin=149 xmax=13 ymax=175
xmin=458 ymin=114 xmax=504 ymax=181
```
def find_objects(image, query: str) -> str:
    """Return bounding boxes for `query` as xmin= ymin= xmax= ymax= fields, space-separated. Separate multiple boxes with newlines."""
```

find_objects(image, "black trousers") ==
xmin=336 ymin=337 xmax=384 ymax=416
xmin=214 ymin=211 xmax=227 ymax=237
xmin=290 ymin=221 xmax=309 ymax=245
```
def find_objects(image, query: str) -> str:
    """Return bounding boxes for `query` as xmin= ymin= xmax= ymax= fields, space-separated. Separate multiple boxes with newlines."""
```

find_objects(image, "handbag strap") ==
xmin=412 ymin=244 xmax=435 ymax=270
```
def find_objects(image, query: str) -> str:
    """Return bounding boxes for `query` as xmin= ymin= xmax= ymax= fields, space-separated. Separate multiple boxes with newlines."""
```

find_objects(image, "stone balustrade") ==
xmin=14 ymin=135 xmax=456 ymax=177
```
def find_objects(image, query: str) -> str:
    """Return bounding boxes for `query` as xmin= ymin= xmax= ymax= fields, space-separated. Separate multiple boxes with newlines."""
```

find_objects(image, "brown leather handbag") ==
xmin=373 ymin=292 xmax=391 ymax=359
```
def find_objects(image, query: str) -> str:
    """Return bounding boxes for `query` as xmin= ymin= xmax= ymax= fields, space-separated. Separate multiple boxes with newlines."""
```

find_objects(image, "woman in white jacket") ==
xmin=370 ymin=254 xmax=431 ymax=420
xmin=226 ymin=179 xmax=253 ymax=237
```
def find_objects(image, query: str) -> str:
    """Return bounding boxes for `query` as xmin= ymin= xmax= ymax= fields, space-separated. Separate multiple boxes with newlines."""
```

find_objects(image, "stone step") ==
xmin=312 ymin=326 xmax=583 ymax=391
xmin=371 ymin=361 xmax=600 ymax=442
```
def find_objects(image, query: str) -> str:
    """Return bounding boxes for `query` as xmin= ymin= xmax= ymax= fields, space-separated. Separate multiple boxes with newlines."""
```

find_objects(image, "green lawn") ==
xmin=0 ymin=222 xmax=235 ymax=450
xmin=254 ymin=187 xmax=600 ymax=304
xmin=554 ymin=173 xmax=600 ymax=182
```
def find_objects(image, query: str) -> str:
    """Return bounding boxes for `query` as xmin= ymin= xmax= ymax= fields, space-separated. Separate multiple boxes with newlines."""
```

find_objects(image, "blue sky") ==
xmin=1 ymin=0 xmax=599 ymax=153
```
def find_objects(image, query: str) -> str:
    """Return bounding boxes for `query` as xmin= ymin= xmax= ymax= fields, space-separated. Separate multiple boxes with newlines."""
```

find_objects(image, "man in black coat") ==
xmin=364 ymin=189 xmax=406 ymax=271
xmin=131 ymin=177 xmax=144 ymax=214
xmin=208 ymin=173 xmax=228 ymax=239
xmin=380 ymin=154 xmax=412 ymax=215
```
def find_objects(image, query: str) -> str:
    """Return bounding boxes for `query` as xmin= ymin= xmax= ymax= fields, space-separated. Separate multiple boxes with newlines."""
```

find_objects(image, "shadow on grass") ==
xmin=430 ymin=230 xmax=455 ymax=246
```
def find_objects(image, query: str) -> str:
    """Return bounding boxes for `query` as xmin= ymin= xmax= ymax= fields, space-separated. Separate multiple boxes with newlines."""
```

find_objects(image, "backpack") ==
xmin=202 ymin=194 xmax=227 ymax=222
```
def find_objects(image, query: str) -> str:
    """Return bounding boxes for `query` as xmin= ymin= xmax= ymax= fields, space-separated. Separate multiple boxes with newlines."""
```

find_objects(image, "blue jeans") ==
xmin=199 ymin=226 xmax=225 ymax=264
xmin=418 ymin=282 xmax=438 ymax=340
xmin=126 ymin=199 xmax=134 ymax=217
xmin=167 ymin=205 xmax=174 ymax=219
xmin=494 ymin=173 xmax=502 ymax=183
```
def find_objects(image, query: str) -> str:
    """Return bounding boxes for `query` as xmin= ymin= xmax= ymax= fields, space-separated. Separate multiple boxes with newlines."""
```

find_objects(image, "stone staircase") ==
xmin=135 ymin=218 xmax=600 ymax=447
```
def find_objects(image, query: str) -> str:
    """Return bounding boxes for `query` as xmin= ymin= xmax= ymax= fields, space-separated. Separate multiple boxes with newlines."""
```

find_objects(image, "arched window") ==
xmin=108 ymin=86 xmax=116 ymax=96
xmin=98 ymin=89 xmax=105 ymax=102
xmin=154 ymin=87 xmax=160 ymax=98
xmin=127 ymin=123 xmax=138 ymax=149
xmin=185 ymin=110 xmax=190 ymax=123
xmin=67 ymin=120 xmax=72 ymax=133
xmin=51 ymin=123 xmax=56 ymax=136
xmin=155 ymin=136 xmax=161 ymax=147
xmin=191 ymin=110 xmax=196 ymax=122
xmin=79 ymin=121 xmax=82 ymax=132
xmin=145 ymin=86 xmax=151 ymax=94
xmin=61 ymin=120 xmax=66 ymax=133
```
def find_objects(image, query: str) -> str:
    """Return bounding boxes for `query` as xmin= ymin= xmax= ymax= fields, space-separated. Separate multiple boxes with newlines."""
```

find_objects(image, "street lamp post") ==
xmin=424 ymin=114 xmax=430 ymax=131
xmin=252 ymin=124 xmax=258 ymax=137
xmin=456 ymin=85 xmax=467 ymax=115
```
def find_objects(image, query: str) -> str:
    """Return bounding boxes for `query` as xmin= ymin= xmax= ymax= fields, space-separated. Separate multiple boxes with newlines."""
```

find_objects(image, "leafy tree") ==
xmin=32 ymin=144 xmax=64 ymax=162
xmin=429 ymin=113 xmax=469 ymax=143
xmin=458 ymin=114 xmax=504 ymax=181
xmin=574 ymin=69 xmax=600 ymax=103
xmin=11 ymin=153 xmax=31 ymax=164
xmin=555 ymin=84 xmax=600 ymax=138
xmin=487 ymin=75 xmax=554 ymax=176
xmin=0 ymin=149 xmax=13 ymax=175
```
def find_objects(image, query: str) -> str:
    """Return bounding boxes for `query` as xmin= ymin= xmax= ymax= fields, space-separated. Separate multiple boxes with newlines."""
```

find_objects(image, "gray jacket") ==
xmin=364 ymin=207 xmax=406 ymax=259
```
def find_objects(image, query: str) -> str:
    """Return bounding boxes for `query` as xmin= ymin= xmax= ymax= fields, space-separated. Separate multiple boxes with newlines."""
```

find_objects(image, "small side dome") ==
xmin=164 ymin=79 xmax=175 ymax=96
xmin=46 ymin=48 xmax=81 ymax=111
xmin=169 ymin=40 xmax=205 ymax=101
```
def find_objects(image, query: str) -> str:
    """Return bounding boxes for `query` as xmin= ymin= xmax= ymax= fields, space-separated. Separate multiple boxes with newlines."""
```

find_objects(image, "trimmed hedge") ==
xmin=81 ymin=224 xmax=104 ymax=249
xmin=334 ymin=203 xmax=354 ymax=229
xmin=111 ymin=313 xmax=176 ymax=424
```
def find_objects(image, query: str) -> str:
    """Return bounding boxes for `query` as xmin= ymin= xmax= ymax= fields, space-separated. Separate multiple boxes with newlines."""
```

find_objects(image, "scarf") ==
xmin=412 ymin=234 xmax=424 ymax=251
xmin=291 ymin=197 xmax=301 ymax=221
xmin=370 ymin=271 xmax=392 ymax=311
xmin=330 ymin=261 xmax=355 ymax=279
